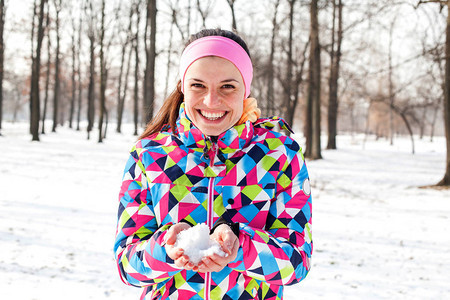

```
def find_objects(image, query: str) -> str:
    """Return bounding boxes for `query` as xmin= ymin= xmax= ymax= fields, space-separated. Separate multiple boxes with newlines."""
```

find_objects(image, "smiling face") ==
xmin=183 ymin=56 xmax=245 ymax=136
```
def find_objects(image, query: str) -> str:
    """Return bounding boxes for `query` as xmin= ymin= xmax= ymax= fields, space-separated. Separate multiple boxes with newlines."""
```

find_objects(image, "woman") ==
xmin=114 ymin=28 xmax=312 ymax=300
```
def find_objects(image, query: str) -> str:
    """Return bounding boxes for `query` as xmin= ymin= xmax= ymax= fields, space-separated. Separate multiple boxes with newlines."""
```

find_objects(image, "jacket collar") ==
xmin=174 ymin=103 xmax=254 ymax=154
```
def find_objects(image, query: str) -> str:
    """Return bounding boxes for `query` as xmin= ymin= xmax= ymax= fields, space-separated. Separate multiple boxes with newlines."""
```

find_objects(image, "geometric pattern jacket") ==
xmin=114 ymin=104 xmax=312 ymax=300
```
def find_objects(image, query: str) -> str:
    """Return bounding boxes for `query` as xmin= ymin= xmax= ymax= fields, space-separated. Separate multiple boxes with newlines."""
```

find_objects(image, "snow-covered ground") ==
xmin=1 ymin=122 xmax=449 ymax=300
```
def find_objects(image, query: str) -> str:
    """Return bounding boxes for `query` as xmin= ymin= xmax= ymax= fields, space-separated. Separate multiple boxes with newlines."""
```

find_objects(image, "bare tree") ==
xmin=187 ymin=0 xmax=192 ymax=36
xmin=265 ymin=0 xmax=280 ymax=117
xmin=439 ymin=0 xmax=450 ymax=185
xmin=86 ymin=0 xmax=96 ymax=140
xmin=0 ymin=0 xmax=5 ymax=136
xmin=226 ymin=0 xmax=237 ymax=32
xmin=326 ymin=0 xmax=343 ymax=150
xmin=69 ymin=11 xmax=76 ymax=129
xmin=143 ymin=0 xmax=157 ymax=125
xmin=98 ymin=0 xmax=106 ymax=143
xmin=283 ymin=0 xmax=296 ymax=122
xmin=116 ymin=2 xmax=134 ymax=134
xmin=30 ymin=0 xmax=48 ymax=141
xmin=167 ymin=0 xmax=187 ymax=42
xmin=134 ymin=2 xmax=142 ymax=136
xmin=163 ymin=10 xmax=175 ymax=100
xmin=41 ymin=6 xmax=50 ymax=134
xmin=196 ymin=0 xmax=213 ymax=28
xmin=6 ymin=73 xmax=27 ymax=124
xmin=387 ymin=15 xmax=398 ymax=146
xmin=305 ymin=0 xmax=322 ymax=159
xmin=161 ymin=1 xmax=175 ymax=99
xmin=420 ymin=9 xmax=445 ymax=142
xmin=417 ymin=0 xmax=450 ymax=186
xmin=51 ymin=0 xmax=61 ymax=132
xmin=76 ymin=1 xmax=82 ymax=131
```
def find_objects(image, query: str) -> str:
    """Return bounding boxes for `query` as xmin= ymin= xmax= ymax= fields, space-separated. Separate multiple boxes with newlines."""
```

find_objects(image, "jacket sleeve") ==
xmin=114 ymin=144 xmax=182 ymax=287
xmin=228 ymin=140 xmax=312 ymax=285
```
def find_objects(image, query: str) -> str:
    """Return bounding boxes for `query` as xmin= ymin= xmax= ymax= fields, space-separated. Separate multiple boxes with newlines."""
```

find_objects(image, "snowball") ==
xmin=174 ymin=223 xmax=227 ymax=264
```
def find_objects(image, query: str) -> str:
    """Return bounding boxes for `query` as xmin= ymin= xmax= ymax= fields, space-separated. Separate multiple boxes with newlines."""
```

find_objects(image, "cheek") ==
xmin=230 ymin=98 xmax=244 ymax=119
xmin=183 ymin=95 xmax=196 ymax=117
xmin=235 ymin=102 xmax=243 ymax=116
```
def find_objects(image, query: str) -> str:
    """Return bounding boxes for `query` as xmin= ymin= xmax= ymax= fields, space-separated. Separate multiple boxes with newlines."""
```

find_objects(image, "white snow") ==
xmin=174 ymin=223 xmax=226 ymax=264
xmin=1 ymin=123 xmax=449 ymax=299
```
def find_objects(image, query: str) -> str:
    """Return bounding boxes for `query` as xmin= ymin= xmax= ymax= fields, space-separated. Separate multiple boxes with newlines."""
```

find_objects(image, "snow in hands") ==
xmin=174 ymin=223 xmax=227 ymax=264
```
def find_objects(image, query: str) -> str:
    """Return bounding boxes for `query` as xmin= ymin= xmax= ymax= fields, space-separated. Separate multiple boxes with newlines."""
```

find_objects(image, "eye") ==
xmin=191 ymin=83 xmax=205 ymax=88
xmin=222 ymin=84 xmax=235 ymax=89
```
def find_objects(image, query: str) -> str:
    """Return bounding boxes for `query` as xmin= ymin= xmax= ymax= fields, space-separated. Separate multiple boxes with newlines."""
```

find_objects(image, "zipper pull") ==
xmin=203 ymin=145 xmax=209 ymax=160
xmin=203 ymin=136 xmax=211 ymax=160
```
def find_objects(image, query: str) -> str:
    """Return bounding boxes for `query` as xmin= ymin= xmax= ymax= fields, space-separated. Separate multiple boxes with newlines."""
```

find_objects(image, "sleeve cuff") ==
xmin=179 ymin=219 xmax=195 ymax=227
xmin=210 ymin=216 xmax=239 ymax=238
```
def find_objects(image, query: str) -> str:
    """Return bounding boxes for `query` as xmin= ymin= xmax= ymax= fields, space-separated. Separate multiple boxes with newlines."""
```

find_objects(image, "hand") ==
xmin=164 ymin=222 xmax=197 ymax=271
xmin=197 ymin=224 xmax=239 ymax=273
xmin=236 ymin=97 xmax=261 ymax=125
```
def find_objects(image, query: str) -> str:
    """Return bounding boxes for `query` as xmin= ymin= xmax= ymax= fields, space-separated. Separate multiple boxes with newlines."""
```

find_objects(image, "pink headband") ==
xmin=179 ymin=36 xmax=253 ymax=98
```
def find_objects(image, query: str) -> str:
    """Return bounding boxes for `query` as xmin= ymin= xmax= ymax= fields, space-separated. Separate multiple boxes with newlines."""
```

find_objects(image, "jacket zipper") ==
xmin=204 ymin=140 xmax=217 ymax=300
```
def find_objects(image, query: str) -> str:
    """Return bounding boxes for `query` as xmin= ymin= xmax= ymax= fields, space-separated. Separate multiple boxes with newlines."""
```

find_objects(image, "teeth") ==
xmin=200 ymin=110 xmax=225 ymax=120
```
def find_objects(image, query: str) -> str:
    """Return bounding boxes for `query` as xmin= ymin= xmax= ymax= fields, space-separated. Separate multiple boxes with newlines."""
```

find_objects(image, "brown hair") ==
xmin=139 ymin=29 xmax=251 ymax=139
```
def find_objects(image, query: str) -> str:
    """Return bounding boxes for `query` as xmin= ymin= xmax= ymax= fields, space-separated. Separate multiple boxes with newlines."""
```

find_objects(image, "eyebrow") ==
xmin=188 ymin=78 xmax=240 ymax=83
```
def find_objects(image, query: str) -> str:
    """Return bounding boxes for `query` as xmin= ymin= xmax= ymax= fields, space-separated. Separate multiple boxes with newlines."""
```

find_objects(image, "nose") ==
xmin=203 ymin=89 xmax=221 ymax=107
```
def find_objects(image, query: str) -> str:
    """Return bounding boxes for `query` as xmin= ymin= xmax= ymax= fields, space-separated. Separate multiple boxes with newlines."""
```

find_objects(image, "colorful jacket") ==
xmin=114 ymin=104 xmax=312 ymax=300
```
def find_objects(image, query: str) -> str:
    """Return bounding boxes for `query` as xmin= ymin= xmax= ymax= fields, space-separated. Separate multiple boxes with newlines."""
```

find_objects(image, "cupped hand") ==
xmin=164 ymin=222 xmax=197 ymax=271
xmin=197 ymin=224 xmax=239 ymax=273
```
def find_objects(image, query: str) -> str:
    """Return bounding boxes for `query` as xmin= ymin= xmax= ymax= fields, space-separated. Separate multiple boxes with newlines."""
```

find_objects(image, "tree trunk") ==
xmin=227 ymin=0 xmax=237 ymax=32
xmin=76 ymin=2 xmax=82 ymax=131
xmin=388 ymin=16 xmax=397 ymax=146
xmin=0 ymin=0 xmax=5 ymax=136
xmin=187 ymin=0 xmax=191 ymax=37
xmin=438 ymin=3 xmax=450 ymax=186
xmin=51 ymin=0 xmax=61 ymax=132
xmin=98 ymin=0 xmax=106 ymax=143
xmin=41 ymin=9 xmax=50 ymax=134
xmin=419 ymin=106 xmax=426 ymax=139
xmin=87 ymin=32 xmax=95 ymax=139
xmin=290 ymin=40 xmax=309 ymax=129
xmin=170 ymin=3 xmax=186 ymax=42
xmin=143 ymin=0 xmax=156 ymax=125
xmin=30 ymin=0 xmax=47 ymax=141
xmin=29 ymin=0 xmax=37 ymax=135
xmin=69 ymin=16 xmax=76 ymax=129
xmin=284 ymin=0 xmax=295 ymax=125
xmin=103 ymin=102 xmax=108 ymax=139
xmin=430 ymin=98 xmax=441 ymax=142
xmin=116 ymin=4 xmax=134 ymax=134
xmin=196 ymin=0 xmax=208 ymax=28
xmin=266 ymin=0 xmax=279 ymax=117
xmin=390 ymin=103 xmax=415 ymax=154
xmin=326 ymin=0 xmax=342 ymax=150
xmin=164 ymin=20 xmax=174 ymax=100
xmin=134 ymin=36 xmax=139 ymax=136
xmin=118 ymin=44 xmax=132 ymax=134
xmin=134 ymin=3 xmax=141 ymax=136
xmin=305 ymin=0 xmax=322 ymax=159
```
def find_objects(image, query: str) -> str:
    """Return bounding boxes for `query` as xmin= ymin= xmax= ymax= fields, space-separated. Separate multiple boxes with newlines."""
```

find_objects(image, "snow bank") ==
xmin=0 ymin=123 xmax=449 ymax=299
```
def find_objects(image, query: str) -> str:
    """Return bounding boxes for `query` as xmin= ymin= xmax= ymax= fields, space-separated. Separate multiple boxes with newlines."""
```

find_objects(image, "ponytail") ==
xmin=139 ymin=80 xmax=184 ymax=139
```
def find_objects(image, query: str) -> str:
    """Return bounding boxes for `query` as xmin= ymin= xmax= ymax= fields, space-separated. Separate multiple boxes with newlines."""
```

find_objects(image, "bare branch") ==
xmin=415 ymin=0 xmax=447 ymax=10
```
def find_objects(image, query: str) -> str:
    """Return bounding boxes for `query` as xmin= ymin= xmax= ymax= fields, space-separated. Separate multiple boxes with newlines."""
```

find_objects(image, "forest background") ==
xmin=1 ymin=1 xmax=450 ymax=299
xmin=1 ymin=0 xmax=450 ymax=176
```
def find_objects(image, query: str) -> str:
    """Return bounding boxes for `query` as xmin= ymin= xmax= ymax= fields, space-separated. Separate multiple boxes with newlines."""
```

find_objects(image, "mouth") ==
xmin=198 ymin=110 xmax=227 ymax=121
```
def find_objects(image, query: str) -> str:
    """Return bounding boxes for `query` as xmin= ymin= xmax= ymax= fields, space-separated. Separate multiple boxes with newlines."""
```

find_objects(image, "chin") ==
xmin=195 ymin=117 xmax=238 ymax=137
xmin=202 ymin=129 xmax=223 ymax=137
